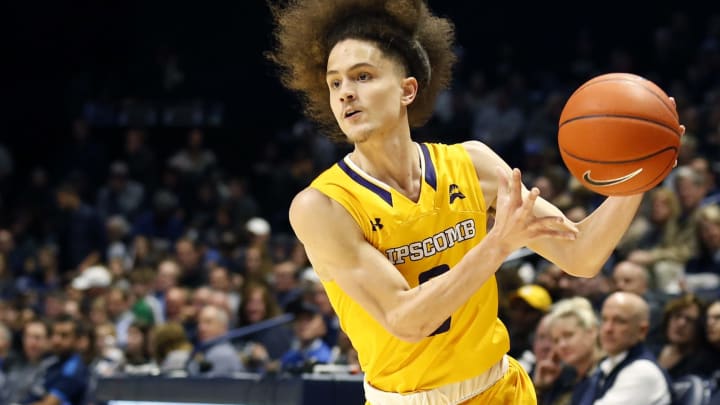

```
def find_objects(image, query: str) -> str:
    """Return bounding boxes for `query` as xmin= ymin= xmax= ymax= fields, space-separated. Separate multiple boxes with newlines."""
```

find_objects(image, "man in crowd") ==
xmin=188 ymin=304 xmax=244 ymax=377
xmin=23 ymin=315 xmax=89 ymax=405
xmin=574 ymin=291 xmax=671 ymax=405
xmin=6 ymin=320 xmax=50 ymax=404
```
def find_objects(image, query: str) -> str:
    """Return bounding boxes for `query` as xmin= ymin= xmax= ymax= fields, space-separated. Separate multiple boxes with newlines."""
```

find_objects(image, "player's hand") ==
xmin=491 ymin=167 xmax=577 ymax=254
xmin=669 ymin=97 xmax=685 ymax=168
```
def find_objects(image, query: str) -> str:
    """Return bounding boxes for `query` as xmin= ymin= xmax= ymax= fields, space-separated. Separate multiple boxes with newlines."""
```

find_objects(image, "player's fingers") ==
xmin=522 ymin=187 xmax=540 ymax=214
xmin=553 ymin=217 xmax=580 ymax=233
xmin=669 ymin=96 xmax=676 ymax=110
xmin=510 ymin=168 xmax=522 ymax=204
xmin=495 ymin=166 xmax=509 ymax=197
xmin=528 ymin=218 xmax=577 ymax=240
xmin=679 ymin=124 xmax=686 ymax=136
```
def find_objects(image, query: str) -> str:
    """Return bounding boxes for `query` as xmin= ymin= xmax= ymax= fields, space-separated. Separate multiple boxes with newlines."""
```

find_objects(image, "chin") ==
xmin=344 ymin=131 xmax=370 ymax=144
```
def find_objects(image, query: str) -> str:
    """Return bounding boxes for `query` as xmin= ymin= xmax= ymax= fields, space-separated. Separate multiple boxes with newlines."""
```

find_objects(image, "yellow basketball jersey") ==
xmin=310 ymin=142 xmax=510 ymax=393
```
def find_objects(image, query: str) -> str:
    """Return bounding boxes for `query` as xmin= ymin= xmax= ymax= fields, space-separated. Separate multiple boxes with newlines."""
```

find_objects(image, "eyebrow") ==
xmin=326 ymin=62 xmax=375 ymax=77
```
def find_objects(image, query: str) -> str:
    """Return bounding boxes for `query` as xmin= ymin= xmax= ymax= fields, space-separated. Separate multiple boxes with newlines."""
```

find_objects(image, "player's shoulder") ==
xmin=460 ymin=140 xmax=493 ymax=156
xmin=289 ymin=187 xmax=352 ymax=229
xmin=290 ymin=187 xmax=330 ymax=216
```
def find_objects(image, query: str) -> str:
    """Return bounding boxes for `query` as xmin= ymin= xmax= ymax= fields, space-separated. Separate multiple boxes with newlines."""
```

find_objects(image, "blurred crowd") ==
xmin=0 ymin=8 xmax=719 ymax=405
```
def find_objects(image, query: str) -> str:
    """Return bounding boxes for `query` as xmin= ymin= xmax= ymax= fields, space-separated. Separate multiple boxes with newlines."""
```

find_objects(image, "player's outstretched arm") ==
xmin=464 ymin=140 xmax=641 ymax=278
xmin=289 ymin=183 xmax=573 ymax=342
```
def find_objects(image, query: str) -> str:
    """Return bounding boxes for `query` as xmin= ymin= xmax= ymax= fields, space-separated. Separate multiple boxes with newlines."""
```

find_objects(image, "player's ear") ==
xmin=400 ymin=77 xmax=418 ymax=106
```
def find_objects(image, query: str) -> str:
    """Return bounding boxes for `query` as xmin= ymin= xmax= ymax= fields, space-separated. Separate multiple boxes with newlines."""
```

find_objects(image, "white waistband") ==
xmin=364 ymin=355 xmax=509 ymax=405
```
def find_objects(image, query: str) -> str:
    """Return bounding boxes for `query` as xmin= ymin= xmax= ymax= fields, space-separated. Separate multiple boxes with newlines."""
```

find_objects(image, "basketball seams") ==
xmin=560 ymin=146 xmax=678 ymax=164
xmin=567 ymin=77 xmax=678 ymax=123
xmin=559 ymin=114 xmax=681 ymax=136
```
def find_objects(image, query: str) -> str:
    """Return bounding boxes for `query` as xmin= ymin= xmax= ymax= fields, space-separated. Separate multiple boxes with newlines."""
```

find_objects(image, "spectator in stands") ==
xmin=225 ymin=177 xmax=259 ymax=230
xmin=131 ymin=190 xmax=184 ymax=253
xmin=534 ymin=297 xmax=603 ymax=405
xmin=5 ymin=320 xmax=50 ymax=404
xmin=534 ymin=261 xmax=566 ymax=302
xmin=0 ymin=321 xmax=11 ymax=394
xmin=574 ymin=291 xmax=672 ymax=405
xmin=208 ymin=266 xmax=240 ymax=320
xmin=105 ymin=288 xmax=136 ymax=349
xmin=0 ymin=254 xmax=15 ymax=300
xmin=506 ymin=284 xmax=552 ymax=362
xmin=610 ymin=260 xmax=651 ymax=296
xmin=175 ymin=238 xmax=208 ymax=287
xmin=684 ymin=204 xmax=720 ymax=295
xmin=525 ymin=313 xmax=553 ymax=378
xmin=190 ymin=287 xmax=212 ymax=318
xmin=690 ymin=157 xmax=720 ymax=206
xmin=55 ymin=119 xmax=107 ymax=192
xmin=188 ymin=304 xmax=244 ymax=377
xmin=611 ymin=260 xmax=666 ymax=348
xmin=54 ymin=181 xmax=106 ymax=274
xmin=91 ymin=322 xmax=124 ymax=378
xmin=271 ymin=260 xmax=303 ymax=311
xmin=128 ymin=267 xmax=163 ymax=326
xmin=280 ymin=301 xmax=332 ymax=375
xmin=306 ymin=276 xmax=340 ymax=348
xmin=622 ymin=186 xmax=691 ymax=294
xmin=122 ymin=321 xmax=155 ymax=375
xmin=328 ymin=329 xmax=360 ymax=373
xmin=168 ymin=129 xmax=217 ymax=178
xmin=104 ymin=215 xmax=132 ymax=272
xmin=655 ymin=167 xmax=709 ymax=266
xmin=88 ymin=296 xmax=108 ymax=326
xmin=656 ymin=294 xmax=716 ymax=379
xmin=163 ymin=286 xmax=188 ymax=322
xmin=237 ymin=281 xmax=293 ymax=372
xmin=123 ymin=128 xmax=158 ymax=190
xmin=155 ymin=259 xmax=181 ymax=306
xmin=70 ymin=264 xmax=112 ymax=303
xmin=23 ymin=315 xmax=90 ymax=405
xmin=151 ymin=322 xmax=192 ymax=375
xmin=0 ymin=229 xmax=24 ymax=277
xmin=96 ymin=161 xmax=145 ymax=221
xmin=128 ymin=234 xmax=158 ymax=270
xmin=705 ymin=299 xmax=720 ymax=369
xmin=206 ymin=290 xmax=235 ymax=328
xmin=242 ymin=245 xmax=272 ymax=284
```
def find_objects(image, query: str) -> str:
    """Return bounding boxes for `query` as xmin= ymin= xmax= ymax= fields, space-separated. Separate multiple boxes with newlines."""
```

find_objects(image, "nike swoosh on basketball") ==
xmin=583 ymin=168 xmax=643 ymax=187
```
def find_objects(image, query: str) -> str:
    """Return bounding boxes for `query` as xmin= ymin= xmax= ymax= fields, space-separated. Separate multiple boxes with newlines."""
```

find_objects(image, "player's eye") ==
xmin=357 ymin=72 xmax=371 ymax=81
xmin=329 ymin=79 xmax=340 ymax=89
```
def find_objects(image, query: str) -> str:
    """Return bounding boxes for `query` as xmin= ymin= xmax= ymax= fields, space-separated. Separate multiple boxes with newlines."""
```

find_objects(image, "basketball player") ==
xmin=268 ymin=1 xmax=683 ymax=403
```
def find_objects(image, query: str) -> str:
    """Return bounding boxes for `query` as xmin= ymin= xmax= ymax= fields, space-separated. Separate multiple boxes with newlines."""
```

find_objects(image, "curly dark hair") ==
xmin=267 ymin=0 xmax=457 ymax=141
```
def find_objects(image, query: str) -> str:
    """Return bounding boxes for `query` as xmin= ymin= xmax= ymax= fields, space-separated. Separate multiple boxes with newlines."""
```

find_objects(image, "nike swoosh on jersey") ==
xmin=583 ymin=168 xmax=643 ymax=186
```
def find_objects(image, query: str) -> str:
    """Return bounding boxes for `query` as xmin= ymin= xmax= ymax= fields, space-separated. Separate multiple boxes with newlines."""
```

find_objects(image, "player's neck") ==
xmin=350 ymin=133 xmax=421 ymax=200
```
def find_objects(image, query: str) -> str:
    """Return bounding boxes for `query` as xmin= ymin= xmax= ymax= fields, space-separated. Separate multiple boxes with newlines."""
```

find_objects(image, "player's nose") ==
xmin=339 ymin=82 xmax=356 ymax=102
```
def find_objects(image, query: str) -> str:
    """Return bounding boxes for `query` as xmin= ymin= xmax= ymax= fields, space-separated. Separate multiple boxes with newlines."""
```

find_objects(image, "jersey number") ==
xmin=418 ymin=265 xmax=451 ymax=336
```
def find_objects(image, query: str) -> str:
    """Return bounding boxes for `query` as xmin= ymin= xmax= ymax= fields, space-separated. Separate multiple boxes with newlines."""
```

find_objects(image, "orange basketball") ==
xmin=558 ymin=72 xmax=682 ymax=196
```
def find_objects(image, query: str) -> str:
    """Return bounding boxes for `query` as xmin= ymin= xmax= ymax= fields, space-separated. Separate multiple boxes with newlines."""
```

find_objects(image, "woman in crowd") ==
xmin=534 ymin=297 xmax=603 ymax=405
xmin=655 ymin=294 xmax=716 ymax=379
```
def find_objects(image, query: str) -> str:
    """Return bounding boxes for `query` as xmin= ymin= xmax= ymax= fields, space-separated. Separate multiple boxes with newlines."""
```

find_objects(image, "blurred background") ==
xmin=2 ymin=2 xmax=720 ymax=405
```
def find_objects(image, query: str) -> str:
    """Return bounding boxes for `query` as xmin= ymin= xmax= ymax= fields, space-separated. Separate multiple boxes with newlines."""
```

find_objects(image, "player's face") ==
xmin=326 ymin=39 xmax=409 ymax=143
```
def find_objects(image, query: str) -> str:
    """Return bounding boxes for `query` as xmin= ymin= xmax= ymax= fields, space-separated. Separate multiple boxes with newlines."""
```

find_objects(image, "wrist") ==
xmin=483 ymin=230 xmax=514 ymax=259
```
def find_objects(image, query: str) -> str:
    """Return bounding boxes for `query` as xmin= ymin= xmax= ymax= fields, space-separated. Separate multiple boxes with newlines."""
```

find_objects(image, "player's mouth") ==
xmin=344 ymin=109 xmax=361 ymax=120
